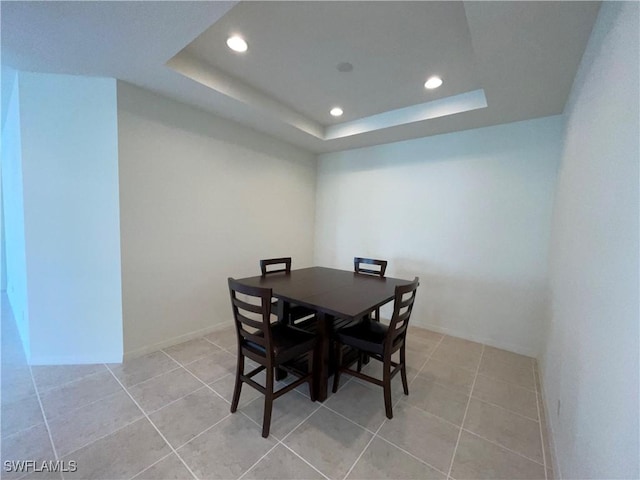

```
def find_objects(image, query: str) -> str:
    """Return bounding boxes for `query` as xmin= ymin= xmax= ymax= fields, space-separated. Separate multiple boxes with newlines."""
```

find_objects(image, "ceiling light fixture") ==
xmin=424 ymin=76 xmax=443 ymax=89
xmin=226 ymin=35 xmax=248 ymax=53
xmin=330 ymin=107 xmax=344 ymax=117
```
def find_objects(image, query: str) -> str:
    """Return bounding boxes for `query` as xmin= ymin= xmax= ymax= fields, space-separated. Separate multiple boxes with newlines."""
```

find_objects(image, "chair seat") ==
xmin=335 ymin=320 xmax=389 ymax=355
xmin=246 ymin=324 xmax=316 ymax=362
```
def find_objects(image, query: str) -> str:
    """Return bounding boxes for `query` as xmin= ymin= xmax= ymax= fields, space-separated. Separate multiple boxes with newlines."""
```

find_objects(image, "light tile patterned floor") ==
xmin=2 ymin=299 xmax=554 ymax=480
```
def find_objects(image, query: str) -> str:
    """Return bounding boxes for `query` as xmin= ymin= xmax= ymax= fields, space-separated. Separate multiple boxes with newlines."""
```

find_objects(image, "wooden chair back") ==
xmin=385 ymin=277 xmax=420 ymax=351
xmin=354 ymin=257 xmax=387 ymax=277
xmin=228 ymin=278 xmax=275 ymax=363
xmin=260 ymin=257 xmax=292 ymax=276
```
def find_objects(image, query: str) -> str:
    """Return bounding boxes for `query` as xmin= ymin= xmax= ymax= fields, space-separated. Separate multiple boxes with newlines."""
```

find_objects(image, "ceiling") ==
xmin=1 ymin=1 xmax=600 ymax=153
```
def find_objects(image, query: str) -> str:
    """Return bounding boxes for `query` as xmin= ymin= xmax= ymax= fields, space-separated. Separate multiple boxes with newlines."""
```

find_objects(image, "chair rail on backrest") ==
xmin=228 ymin=278 xmax=274 ymax=362
xmin=354 ymin=257 xmax=388 ymax=277
xmin=386 ymin=277 xmax=419 ymax=350
xmin=260 ymin=257 xmax=292 ymax=276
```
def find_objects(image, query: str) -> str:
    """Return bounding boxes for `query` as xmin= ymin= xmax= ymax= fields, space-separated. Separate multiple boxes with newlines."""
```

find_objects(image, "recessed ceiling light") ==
xmin=226 ymin=35 xmax=248 ymax=53
xmin=424 ymin=76 xmax=443 ymax=89
xmin=330 ymin=107 xmax=344 ymax=117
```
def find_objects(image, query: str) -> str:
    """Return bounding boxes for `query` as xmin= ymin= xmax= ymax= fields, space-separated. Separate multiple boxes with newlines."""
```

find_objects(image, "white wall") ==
xmin=541 ymin=2 xmax=639 ymax=479
xmin=117 ymin=83 xmax=317 ymax=358
xmin=316 ymin=116 xmax=564 ymax=356
xmin=18 ymin=72 xmax=123 ymax=364
xmin=1 ymin=71 xmax=30 ymax=355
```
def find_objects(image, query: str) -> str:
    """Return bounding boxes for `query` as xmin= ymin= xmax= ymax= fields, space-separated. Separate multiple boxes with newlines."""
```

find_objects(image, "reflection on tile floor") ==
xmin=2 ymin=298 xmax=554 ymax=479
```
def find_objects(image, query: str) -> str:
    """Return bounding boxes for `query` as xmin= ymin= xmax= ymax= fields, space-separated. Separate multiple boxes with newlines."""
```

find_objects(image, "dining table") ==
xmin=234 ymin=266 xmax=413 ymax=401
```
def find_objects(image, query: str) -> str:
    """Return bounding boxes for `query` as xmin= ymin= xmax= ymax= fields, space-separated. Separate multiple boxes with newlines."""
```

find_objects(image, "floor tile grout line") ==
xmin=446 ymin=344 xmax=485 ymax=479
xmin=154 ymin=347 xmax=243 ymax=407
xmin=279 ymin=442 xmax=332 ymax=480
xmin=271 ymin=402 xmax=329 ymax=480
xmin=409 ymin=334 xmax=446 ymax=383
xmin=533 ymin=361 xmax=549 ymax=480
xmin=461 ymin=427 xmax=546 ymax=467
xmin=482 ymin=350 xmax=536 ymax=369
xmin=475 ymin=371 xmax=537 ymax=393
xmin=26 ymin=364 xmax=60 ymax=465
xmin=320 ymin=403 xmax=379 ymax=436
xmin=418 ymin=355 xmax=478 ymax=375
xmin=468 ymin=395 xmax=540 ymax=423
xmin=127 ymin=451 xmax=176 ymax=480
xmin=342 ymin=333 xmax=445 ymax=480
xmin=104 ymin=365 xmax=201 ymax=480
xmin=179 ymin=349 xmax=237 ymax=370
xmin=475 ymin=369 xmax=538 ymax=390
xmin=201 ymin=335 xmax=237 ymax=356
xmin=160 ymin=348 xmax=221 ymax=372
xmin=357 ymin=390 xmax=547 ymax=470
xmin=37 ymin=384 xmax=141 ymax=426
xmin=31 ymin=366 xmax=109 ymax=396
xmin=53 ymin=410 xmax=146 ymax=460
xmin=341 ymin=401 xmax=389 ymax=480
xmin=236 ymin=442 xmax=281 ymax=480
xmin=375 ymin=433 xmax=451 ymax=478
xmin=412 ymin=373 xmax=475 ymax=398
xmin=236 ymin=401 xmax=327 ymax=480
xmin=1 ymin=419 xmax=47 ymax=442
xmin=116 ymin=364 xmax=184 ymax=390
xmin=394 ymin=398 xmax=471 ymax=431
xmin=143 ymin=384 xmax=209 ymax=416
xmin=171 ymin=412 xmax=233 ymax=453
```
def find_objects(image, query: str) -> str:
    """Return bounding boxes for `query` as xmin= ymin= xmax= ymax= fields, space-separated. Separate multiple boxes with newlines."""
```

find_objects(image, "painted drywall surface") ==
xmin=117 ymin=82 xmax=316 ymax=357
xmin=19 ymin=72 xmax=123 ymax=364
xmin=1 ymin=72 xmax=30 ymax=355
xmin=315 ymin=116 xmax=563 ymax=356
xmin=542 ymin=2 xmax=639 ymax=478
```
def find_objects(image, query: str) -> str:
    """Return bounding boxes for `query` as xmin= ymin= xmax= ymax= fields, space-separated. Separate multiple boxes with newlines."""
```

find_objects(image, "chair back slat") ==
xmin=235 ymin=312 xmax=264 ymax=331
xmin=232 ymin=297 xmax=264 ymax=315
xmin=386 ymin=277 xmax=419 ymax=349
xmin=228 ymin=277 xmax=275 ymax=362
xmin=260 ymin=257 xmax=292 ymax=276
xmin=354 ymin=257 xmax=387 ymax=277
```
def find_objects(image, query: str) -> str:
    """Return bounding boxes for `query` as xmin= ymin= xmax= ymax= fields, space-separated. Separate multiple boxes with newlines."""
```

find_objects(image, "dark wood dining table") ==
xmin=234 ymin=266 xmax=413 ymax=401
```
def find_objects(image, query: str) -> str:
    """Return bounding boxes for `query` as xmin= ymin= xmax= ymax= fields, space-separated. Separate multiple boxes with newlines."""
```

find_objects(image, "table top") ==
xmin=235 ymin=266 xmax=412 ymax=319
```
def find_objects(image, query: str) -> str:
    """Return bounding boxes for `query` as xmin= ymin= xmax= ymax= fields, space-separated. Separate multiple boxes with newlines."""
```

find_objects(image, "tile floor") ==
xmin=2 ymin=299 xmax=554 ymax=480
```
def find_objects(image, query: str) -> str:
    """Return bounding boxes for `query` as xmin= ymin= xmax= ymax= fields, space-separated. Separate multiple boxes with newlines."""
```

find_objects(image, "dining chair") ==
xmin=354 ymin=257 xmax=388 ymax=322
xmin=228 ymin=278 xmax=317 ymax=437
xmin=260 ymin=257 xmax=316 ymax=325
xmin=332 ymin=277 xmax=419 ymax=419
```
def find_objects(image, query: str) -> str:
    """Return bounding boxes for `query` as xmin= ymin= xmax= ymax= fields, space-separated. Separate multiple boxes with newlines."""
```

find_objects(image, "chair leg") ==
xmin=357 ymin=352 xmax=363 ymax=372
xmin=400 ymin=345 xmax=409 ymax=395
xmin=230 ymin=353 xmax=244 ymax=413
xmin=262 ymin=366 xmax=274 ymax=438
xmin=383 ymin=355 xmax=393 ymax=419
xmin=332 ymin=342 xmax=343 ymax=393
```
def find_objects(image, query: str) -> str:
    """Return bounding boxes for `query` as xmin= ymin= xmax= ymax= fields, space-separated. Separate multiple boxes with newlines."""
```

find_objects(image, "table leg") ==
xmin=275 ymin=299 xmax=289 ymax=381
xmin=314 ymin=312 xmax=332 ymax=401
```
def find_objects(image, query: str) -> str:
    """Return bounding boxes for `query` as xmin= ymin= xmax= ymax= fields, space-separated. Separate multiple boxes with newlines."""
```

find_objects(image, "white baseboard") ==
xmin=412 ymin=321 xmax=539 ymax=358
xmin=539 ymin=371 xmax=562 ymax=479
xmin=29 ymin=353 xmax=124 ymax=365
xmin=122 ymin=321 xmax=234 ymax=362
